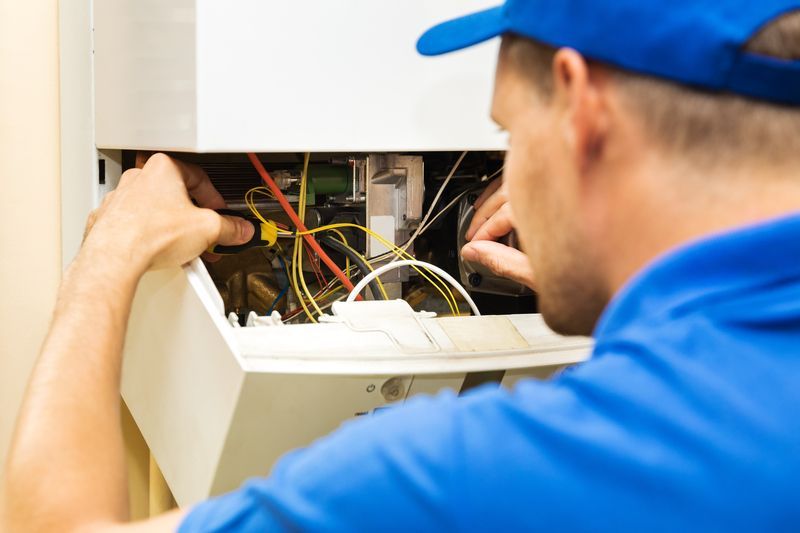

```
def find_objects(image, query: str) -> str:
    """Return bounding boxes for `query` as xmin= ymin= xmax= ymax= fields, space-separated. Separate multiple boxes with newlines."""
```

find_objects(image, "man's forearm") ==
xmin=1 ymin=154 xmax=245 ymax=533
xmin=2 ymin=244 xmax=146 ymax=532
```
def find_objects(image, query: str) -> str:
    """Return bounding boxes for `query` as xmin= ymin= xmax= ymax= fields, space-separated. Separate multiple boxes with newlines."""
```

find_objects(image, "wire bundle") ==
xmin=243 ymin=152 xmax=486 ymax=323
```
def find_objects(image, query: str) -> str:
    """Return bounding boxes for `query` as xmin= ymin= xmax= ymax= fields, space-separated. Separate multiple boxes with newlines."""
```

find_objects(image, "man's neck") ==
xmin=603 ymin=156 xmax=800 ymax=295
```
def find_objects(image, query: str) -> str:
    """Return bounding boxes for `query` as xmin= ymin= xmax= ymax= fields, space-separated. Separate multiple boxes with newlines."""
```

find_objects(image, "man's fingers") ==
xmin=473 ymin=178 xmax=503 ymax=210
xmin=145 ymin=153 xmax=227 ymax=210
xmin=471 ymin=203 xmax=515 ymax=242
xmin=177 ymin=160 xmax=227 ymax=210
xmin=118 ymin=168 xmax=141 ymax=187
xmin=214 ymin=213 xmax=255 ymax=246
xmin=201 ymin=251 xmax=223 ymax=263
xmin=461 ymin=241 xmax=536 ymax=289
xmin=466 ymin=182 xmax=508 ymax=240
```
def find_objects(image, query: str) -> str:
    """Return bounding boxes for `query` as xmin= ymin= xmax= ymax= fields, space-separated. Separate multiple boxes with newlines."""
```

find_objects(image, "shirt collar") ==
xmin=594 ymin=212 xmax=800 ymax=340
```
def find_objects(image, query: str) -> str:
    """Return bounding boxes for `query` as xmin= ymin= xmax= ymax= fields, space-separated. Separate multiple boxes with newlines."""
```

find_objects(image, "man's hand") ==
xmin=461 ymin=178 xmax=536 ymax=289
xmin=83 ymin=153 xmax=253 ymax=276
xmin=0 ymin=153 xmax=255 ymax=533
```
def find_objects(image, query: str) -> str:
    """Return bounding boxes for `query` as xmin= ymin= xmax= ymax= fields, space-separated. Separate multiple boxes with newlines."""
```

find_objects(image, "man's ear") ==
xmin=552 ymin=48 xmax=611 ymax=175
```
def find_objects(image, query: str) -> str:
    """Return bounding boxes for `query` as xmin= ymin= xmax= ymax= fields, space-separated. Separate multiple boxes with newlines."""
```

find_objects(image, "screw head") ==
xmin=366 ymin=384 xmax=376 ymax=393
xmin=468 ymin=272 xmax=482 ymax=287
xmin=381 ymin=377 xmax=406 ymax=401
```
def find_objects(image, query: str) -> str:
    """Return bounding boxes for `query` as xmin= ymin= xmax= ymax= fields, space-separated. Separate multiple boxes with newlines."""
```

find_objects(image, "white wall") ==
xmin=0 ymin=0 xmax=62 ymax=472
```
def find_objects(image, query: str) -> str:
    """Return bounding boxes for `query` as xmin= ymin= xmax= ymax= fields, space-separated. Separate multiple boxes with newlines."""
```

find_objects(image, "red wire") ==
xmin=282 ymin=285 xmax=330 ymax=321
xmin=304 ymin=241 xmax=326 ymax=288
xmin=247 ymin=153 xmax=359 ymax=297
xmin=309 ymin=242 xmax=329 ymax=286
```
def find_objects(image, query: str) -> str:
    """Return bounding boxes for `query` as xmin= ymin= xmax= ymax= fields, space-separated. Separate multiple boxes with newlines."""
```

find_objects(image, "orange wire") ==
xmin=247 ymin=153 xmax=359 ymax=298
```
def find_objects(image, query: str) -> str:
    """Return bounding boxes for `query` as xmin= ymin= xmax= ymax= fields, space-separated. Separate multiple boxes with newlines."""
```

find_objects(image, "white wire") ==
xmin=367 ymin=189 xmax=471 ymax=265
xmin=364 ymin=189 xmax=475 ymax=264
xmin=418 ymin=166 xmax=503 ymax=235
xmin=369 ymin=184 xmax=497 ymax=263
xmin=389 ymin=151 xmax=468 ymax=261
xmin=419 ymin=188 xmax=472 ymax=235
xmin=366 ymin=160 xmax=500 ymax=265
xmin=346 ymin=259 xmax=481 ymax=316
xmin=485 ymin=164 xmax=505 ymax=182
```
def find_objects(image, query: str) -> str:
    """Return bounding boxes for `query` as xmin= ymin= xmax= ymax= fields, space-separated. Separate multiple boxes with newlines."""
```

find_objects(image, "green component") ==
xmin=306 ymin=165 xmax=351 ymax=201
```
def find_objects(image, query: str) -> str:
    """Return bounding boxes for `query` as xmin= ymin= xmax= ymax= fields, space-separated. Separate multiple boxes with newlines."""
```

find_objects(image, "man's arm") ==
xmin=1 ymin=154 xmax=252 ymax=533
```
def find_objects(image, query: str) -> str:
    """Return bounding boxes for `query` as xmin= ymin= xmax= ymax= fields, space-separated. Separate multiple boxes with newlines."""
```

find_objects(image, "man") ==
xmin=3 ymin=0 xmax=800 ymax=530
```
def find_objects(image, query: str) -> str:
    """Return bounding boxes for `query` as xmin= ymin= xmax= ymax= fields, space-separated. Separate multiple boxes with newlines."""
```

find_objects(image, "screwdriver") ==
xmin=210 ymin=209 xmax=278 ymax=255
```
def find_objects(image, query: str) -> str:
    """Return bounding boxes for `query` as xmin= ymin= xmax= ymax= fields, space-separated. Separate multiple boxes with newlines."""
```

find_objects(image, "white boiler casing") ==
xmin=94 ymin=0 xmax=506 ymax=152
xmin=86 ymin=0 xmax=593 ymax=506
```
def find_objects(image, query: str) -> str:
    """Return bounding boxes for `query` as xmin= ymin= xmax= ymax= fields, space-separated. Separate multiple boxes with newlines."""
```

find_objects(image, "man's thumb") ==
xmin=461 ymin=240 xmax=536 ymax=289
xmin=217 ymin=215 xmax=255 ymax=245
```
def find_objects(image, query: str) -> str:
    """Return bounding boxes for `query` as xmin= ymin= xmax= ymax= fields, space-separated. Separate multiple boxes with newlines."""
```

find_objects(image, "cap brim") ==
xmin=417 ymin=6 xmax=508 ymax=56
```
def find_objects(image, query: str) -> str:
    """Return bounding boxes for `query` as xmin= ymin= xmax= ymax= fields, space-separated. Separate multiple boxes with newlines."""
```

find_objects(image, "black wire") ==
xmin=319 ymin=235 xmax=387 ymax=300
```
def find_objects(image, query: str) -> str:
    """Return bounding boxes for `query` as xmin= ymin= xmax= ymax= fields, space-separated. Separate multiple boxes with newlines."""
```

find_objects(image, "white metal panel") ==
xmin=94 ymin=0 xmax=198 ymax=151
xmin=122 ymin=265 xmax=245 ymax=504
xmin=234 ymin=315 xmax=591 ymax=375
xmin=94 ymin=0 xmax=506 ymax=152
xmin=209 ymin=372 xmax=423 ymax=497
xmin=121 ymin=260 xmax=592 ymax=505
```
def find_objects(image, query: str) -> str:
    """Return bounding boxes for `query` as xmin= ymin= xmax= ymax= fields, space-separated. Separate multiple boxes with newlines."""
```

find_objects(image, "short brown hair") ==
xmin=506 ymin=11 xmax=800 ymax=168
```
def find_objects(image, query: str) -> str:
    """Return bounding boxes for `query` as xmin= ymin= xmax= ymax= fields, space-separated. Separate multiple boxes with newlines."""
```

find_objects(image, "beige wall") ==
xmin=0 ymin=0 xmax=63 ymax=471
xmin=0 ymin=3 xmax=165 ymax=515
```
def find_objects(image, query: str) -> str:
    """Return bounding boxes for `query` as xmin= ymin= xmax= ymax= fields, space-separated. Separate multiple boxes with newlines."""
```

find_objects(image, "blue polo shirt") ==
xmin=180 ymin=215 xmax=800 ymax=532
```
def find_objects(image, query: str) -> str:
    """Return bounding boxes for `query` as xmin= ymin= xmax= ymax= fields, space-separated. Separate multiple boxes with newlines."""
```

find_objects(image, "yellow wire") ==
xmin=316 ymin=284 xmax=345 ymax=304
xmin=321 ymin=232 xmax=391 ymax=305
xmin=245 ymin=187 xmax=292 ymax=237
xmin=327 ymin=229 xmax=351 ymax=280
xmin=246 ymin=175 xmax=459 ymax=316
xmin=247 ymin=201 xmax=305 ymax=320
xmin=317 ymin=223 xmax=457 ymax=312
xmin=327 ymin=228 xmax=390 ymax=301
xmin=245 ymin=187 xmax=274 ymax=222
xmin=246 ymin=185 xmax=314 ymax=321
xmin=289 ymin=265 xmax=361 ymax=318
xmin=282 ymin=263 xmax=363 ymax=323
xmin=245 ymin=180 xmax=342 ymax=322
xmin=295 ymin=222 xmax=460 ymax=315
xmin=290 ymin=240 xmax=315 ymax=322
xmin=325 ymin=223 xmax=458 ymax=313
xmin=294 ymin=153 xmax=323 ymax=321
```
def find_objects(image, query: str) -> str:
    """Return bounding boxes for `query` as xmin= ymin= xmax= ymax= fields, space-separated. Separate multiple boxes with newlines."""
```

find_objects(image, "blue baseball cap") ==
xmin=417 ymin=1 xmax=800 ymax=106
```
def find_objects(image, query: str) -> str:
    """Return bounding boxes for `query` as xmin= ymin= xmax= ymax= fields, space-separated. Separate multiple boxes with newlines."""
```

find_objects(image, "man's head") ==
xmin=421 ymin=3 xmax=800 ymax=335
xmin=491 ymin=12 xmax=800 ymax=335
